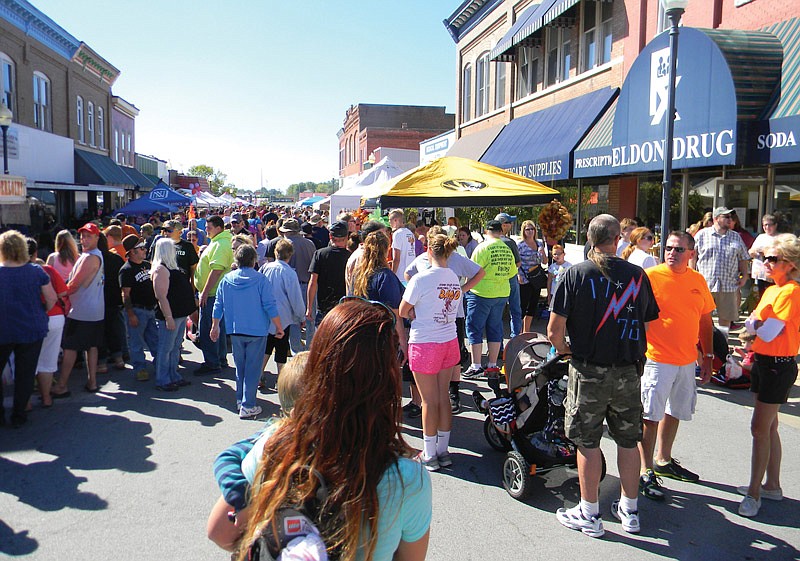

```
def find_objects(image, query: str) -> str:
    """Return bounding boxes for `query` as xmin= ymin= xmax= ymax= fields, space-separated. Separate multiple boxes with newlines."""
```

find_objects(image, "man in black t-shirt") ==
xmin=307 ymin=220 xmax=351 ymax=323
xmin=548 ymin=214 xmax=659 ymax=539
xmin=119 ymin=235 xmax=159 ymax=381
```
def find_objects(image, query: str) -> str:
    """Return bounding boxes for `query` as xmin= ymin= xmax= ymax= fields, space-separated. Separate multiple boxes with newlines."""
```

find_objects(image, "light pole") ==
xmin=659 ymin=0 xmax=688 ymax=261
xmin=0 ymin=102 xmax=12 ymax=174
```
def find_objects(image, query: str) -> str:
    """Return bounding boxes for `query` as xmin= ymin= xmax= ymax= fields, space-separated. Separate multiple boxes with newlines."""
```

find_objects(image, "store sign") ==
xmin=0 ymin=128 xmax=19 ymax=159
xmin=746 ymin=115 xmax=800 ymax=165
xmin=0 ymin=175 xmax=27 ymax=203
xmin=574 ymin=28 xmax=738 ymax=177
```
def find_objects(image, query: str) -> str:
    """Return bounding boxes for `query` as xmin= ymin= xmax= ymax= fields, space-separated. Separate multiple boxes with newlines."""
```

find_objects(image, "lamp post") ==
xmin=659 ymin=0 xmax=688 ymax=261
xmin=0 ymin=102 xmax=12 ymax=175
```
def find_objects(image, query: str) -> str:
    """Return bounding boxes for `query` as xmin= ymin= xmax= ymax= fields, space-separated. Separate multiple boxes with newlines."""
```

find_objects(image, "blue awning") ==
xmin=480 ymin=87 xmax=618 ymax=181
xmin=490 ymin=0 xmax=558 ymax=62
xmin=74 ymin=149 xmax=134 ymax=186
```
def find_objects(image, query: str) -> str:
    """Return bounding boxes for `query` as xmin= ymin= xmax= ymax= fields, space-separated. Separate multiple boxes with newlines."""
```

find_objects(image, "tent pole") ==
xmin=576 ymin=179 xmax=583 ymax=246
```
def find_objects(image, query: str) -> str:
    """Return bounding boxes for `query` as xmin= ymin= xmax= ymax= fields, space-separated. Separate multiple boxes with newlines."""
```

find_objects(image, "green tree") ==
xmin=188 ymin=164 xmax=229 ymax=195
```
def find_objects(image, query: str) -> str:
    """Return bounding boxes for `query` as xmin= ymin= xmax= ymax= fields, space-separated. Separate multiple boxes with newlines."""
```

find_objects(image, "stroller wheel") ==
xmin=484 ymin=417 xmax=512 ymax=452
xmin=503 ymin=451 xmax=532 ymax=500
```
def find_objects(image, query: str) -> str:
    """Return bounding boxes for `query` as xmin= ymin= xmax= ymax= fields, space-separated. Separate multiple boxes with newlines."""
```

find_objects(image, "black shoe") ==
xmin=462 ymin=366 xmax=484 ymax=380
xmin=174 ymin=379 xmax=191 ymax=387
xmin=403 ymin=402 xmax=422 ymax=418
xmin=194 ymin=364 xmax=221 ymax=376
xmin=449 ymin=391 xmax=461 ymax=414
xmin=653 ymin=458 xmax=699 ymax=482
xmin=155 ymin=383 xmax=179 ymax=392
xmin=639 ymin=469 xmax=666 ymax=501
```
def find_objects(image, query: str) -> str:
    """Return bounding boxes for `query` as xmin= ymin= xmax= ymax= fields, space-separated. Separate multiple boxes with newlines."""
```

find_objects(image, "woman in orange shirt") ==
xmin=738 ymin=234 xmax=800 ymax=518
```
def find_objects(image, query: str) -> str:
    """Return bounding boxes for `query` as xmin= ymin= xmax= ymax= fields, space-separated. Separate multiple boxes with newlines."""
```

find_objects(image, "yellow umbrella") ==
xmin=360 ymin=156 xmax=560 ymax=208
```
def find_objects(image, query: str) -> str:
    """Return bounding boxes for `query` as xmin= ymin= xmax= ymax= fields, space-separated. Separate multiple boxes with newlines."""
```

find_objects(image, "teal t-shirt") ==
xmin=470 ymin=237 xmax=517 ymax=298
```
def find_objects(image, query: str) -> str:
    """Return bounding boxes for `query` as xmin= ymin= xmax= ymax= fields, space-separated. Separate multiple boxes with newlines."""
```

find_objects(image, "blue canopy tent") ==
xmin=298 ymin=195 xmax=324 ymax=207
xmin=148 ymin=182 xmax=192 ymax=205
xmin=116 ymin=196 xmax=175 ymax=215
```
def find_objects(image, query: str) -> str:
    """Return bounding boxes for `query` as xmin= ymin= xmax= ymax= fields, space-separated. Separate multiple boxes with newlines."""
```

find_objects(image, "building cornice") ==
xmin=443 ymin=0 xmax=504 ymax=43
xmin=0 ymin=0 xmax=80 ymax=60
xmin=111 ymin=96 xmax=140 ymax=118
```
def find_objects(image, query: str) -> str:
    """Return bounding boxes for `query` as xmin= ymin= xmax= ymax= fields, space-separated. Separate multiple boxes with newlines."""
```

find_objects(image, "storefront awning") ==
xmin=447 ymin=123 xmax=505 ymax=160
xmin=746 ymin=18 xmax=800 ymax=165
xmin=74 ymin=149 xmax=135 ymax=187
xmin=121 ymin=166 xmax=157 ymax=190
xmin=143 ymin=173 xmax=161 ymax=186
xmin=573 ymin=26 xmax=783 ymax=178
xmin=489 ymin=0 xmax=557 ymax=62
xmin=30 ymin=181 xmax=125 ymax=194
xmin=480 ymin=87 xmax=617 ymax=181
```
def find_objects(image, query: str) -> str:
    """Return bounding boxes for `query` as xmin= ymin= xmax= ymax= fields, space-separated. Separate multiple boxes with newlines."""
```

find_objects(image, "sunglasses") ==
xmin=764 ymin=255 xmax=787 ymax=264
xmin=664 ymin=246 xmax=687 ymax=254
xmin=162 ymin=229 xmax=174 ymax=234
xmin=642 ymin=235 xmax=654 ymax=241
xmin=338 ymin=296 xmax=396 ymax=328
xmin=524 ymin=228 xmax=535 ymax=231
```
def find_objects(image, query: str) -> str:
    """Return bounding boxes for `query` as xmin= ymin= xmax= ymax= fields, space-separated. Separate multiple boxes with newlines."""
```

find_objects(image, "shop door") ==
xmin=714 ymin=179 xmax=765 ymax=235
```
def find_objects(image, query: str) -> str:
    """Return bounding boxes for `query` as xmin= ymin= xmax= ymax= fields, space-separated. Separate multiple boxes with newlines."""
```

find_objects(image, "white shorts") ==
xmin=36 ymin=314 xmax=66 ymax=373
xmin=641 ymin=359 xmax=697 ymax=422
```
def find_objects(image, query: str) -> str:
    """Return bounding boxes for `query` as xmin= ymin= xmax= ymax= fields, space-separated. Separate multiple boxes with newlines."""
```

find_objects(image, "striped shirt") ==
xmin=695 ymin=227 xmax=749 ymax=292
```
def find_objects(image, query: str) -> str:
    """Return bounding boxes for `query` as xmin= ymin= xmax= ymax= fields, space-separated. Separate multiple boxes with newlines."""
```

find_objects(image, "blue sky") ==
xmin=31 ymin=0 xmax=457 ymax=191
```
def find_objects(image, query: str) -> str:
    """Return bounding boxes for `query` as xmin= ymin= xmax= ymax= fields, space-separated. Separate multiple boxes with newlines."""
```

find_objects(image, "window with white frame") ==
xmin=583 ymin=1 xmax=614 ymax=71
xmin=545 ymin=27 xmax=571 ymax=87
xmin=127 ymin=133 xmax=132 ymax=162
xmin=33 ymin=72 xmax=51 ymax=132
xmin=1 ymin=52 xmax=14 ymax=114
xmin=97 ymin=106 xmax=105 ymax=148
xmin=114 ymin=129 xmax=119 ymax=163
xmin=87 ymin=102 xmax=95 ymax=146
xmin=495 ymin=62 xmax=506 ymax=109
xmin=475 ymin=52 xmax=490 ymax=117
xmin=462 ymin=64 xmax=472 ymax=121
xmin=77 ymin=96 xmax=85 ymax=143
xmin=516 ymin=46 xmax=539 ymax=99
xmin=657 ymin=2 xmax=668 ymax=35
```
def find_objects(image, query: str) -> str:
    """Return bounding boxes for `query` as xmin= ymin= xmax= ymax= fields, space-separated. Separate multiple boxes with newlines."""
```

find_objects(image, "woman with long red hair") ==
xmin=238 ymin=299 xmax=431 ymax=561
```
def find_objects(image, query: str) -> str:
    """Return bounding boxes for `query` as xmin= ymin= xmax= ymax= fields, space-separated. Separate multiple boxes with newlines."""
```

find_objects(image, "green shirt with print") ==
xmin=195 ymin=229 xmax=233 ymax=296
xmin=470 ymin=237 xmax=517 ymax=298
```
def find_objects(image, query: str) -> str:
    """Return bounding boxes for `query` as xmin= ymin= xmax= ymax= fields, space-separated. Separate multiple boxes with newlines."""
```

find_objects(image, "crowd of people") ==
xmin=1 ymin=201 xmax=798 ymax=559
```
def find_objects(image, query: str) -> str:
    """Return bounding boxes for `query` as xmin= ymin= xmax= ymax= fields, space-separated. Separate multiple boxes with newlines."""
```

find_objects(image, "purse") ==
xmin=526 ymin=265 xmax=548 ymax=291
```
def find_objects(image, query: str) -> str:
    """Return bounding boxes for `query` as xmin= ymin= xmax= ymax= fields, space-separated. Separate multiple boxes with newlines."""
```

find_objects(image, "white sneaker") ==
xmin=738 ymin=495 xmax=761 ymax=518
xmin=611 ymin=500 xmax=641 ymax=534
xmin=239 ymin=405 xmax=262 ymax=419
xmin=736 ymin=485 xmax=783 ymax=501
xmin=556 ymin=504 xmax=604 ymax=538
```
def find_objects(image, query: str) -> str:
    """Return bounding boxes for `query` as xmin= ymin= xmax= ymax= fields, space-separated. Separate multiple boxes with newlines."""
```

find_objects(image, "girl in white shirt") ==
xmin=622 ymin=227 xmax=658 ymax=269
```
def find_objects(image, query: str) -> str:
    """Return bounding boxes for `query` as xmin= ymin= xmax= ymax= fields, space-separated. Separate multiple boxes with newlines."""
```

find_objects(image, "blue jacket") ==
xmin=212 ymin=267 xmax=279 ymax=336
xmin=259 ymin=260 xmax=306 ymax=328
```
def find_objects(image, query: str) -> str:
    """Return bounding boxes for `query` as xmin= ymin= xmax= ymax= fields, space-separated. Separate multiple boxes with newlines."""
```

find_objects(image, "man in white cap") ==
xmin=693 ymin=207 xmax=750 ymax=334
xmin=495 ymin=212 xmax=523 ymax=339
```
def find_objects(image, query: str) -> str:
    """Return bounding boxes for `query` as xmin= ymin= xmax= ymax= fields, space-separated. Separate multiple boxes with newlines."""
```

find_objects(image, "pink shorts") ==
xmin=408 ymin=339 xmax=460 ymax=375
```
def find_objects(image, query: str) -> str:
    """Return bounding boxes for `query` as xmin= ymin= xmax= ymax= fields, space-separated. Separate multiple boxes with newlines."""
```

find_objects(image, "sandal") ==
xmin=51 ymin=390 xmax=72 ymax=399
xmin=84 ymin=385 xmax=100 ymax=393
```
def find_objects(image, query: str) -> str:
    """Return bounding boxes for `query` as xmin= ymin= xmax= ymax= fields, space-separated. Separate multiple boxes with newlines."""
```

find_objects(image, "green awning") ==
xmin=74 ymin=149 xmax=134 ymax=186
xmin=122 ymin=166 xmax=156 ymax=189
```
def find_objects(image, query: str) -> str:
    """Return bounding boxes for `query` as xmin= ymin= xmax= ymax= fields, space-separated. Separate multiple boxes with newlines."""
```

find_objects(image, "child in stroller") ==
xmin=473 ymin=333 xmax=606 ymax=499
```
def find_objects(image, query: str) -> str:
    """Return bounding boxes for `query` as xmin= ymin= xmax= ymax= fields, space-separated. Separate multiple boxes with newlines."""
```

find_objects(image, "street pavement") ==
xmin=1 ymin=325 xmax=798 ymax=561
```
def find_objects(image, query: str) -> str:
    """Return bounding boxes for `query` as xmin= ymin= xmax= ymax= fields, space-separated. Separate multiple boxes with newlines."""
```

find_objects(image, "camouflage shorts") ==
xmin=564 ymin=360 xmax=643 ymax=449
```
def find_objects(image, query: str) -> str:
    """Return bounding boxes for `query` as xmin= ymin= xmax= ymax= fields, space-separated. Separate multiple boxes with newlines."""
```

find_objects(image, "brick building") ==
xmin=0 ymin=0 xmax=153 ymax=231
xmin=337 ymin=104 xmax=454 ymax=178
xmin=446 ymin=0 xmax=800 ymax=237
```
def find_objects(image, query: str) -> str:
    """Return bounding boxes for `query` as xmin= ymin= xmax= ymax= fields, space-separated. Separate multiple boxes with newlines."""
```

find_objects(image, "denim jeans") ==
xmin=0 ymin=339 xmax=44 ymax=423
xmin=508 ymin=277 xmax=522 ymax=339
xmin=154 ymin=317 xmax=186 ymax=387
xmin=289 ymin=285 xmax=315 ymax=353
xmin=231 ymin=335 xmax=267 ymax=409
xmin=100 ymin=307 xmax=127 ymax=361
xmin=465 ymin=293 xmax=507 ymax=344
xmin=198 ymin=296 xmax=227 ymax=368
xmin=127 ymin=308 xmax=159 ymax=372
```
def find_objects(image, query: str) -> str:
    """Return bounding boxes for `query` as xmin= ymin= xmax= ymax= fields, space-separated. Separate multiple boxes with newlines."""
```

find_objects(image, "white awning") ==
xmin=29 ymin=181 xmax=125 ymax=194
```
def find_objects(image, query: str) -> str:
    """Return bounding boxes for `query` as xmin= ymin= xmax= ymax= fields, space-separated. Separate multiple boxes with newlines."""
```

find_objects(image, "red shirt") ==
xmin=42 ymin=265 xmax=69 ymax=316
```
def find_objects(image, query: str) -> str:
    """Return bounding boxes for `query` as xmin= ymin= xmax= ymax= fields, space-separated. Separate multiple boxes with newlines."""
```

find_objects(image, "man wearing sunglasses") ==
xmin=693 ymin=207 xmax=750 ymax=334
xmin=638 ymin=231 xmax=716 ymax=501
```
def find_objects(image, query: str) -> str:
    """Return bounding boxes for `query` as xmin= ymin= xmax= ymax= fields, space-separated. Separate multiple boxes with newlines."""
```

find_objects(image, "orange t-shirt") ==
xmin=645 ymin=264 xmax=716 ymax=365
xmin=751 ymin=281 xmax=800 ymax=357
xmin=110 ymin=243 xmax=127 ymax=262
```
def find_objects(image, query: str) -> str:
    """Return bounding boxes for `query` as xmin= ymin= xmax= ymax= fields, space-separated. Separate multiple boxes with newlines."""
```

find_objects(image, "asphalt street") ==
xmin=1 ymin=326 xmax=798 ymax=561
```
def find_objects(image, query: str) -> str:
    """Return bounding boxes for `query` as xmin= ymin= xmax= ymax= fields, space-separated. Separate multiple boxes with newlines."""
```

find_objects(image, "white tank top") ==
xmin=68 ymin=248 xmax=105 ymax=321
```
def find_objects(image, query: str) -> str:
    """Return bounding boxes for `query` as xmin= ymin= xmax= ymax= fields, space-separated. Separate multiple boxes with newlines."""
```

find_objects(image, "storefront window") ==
xmin=637 ymin=175 xmax=682 ymax=234
xmin=773 ymin=168 xmax=800 ymax=234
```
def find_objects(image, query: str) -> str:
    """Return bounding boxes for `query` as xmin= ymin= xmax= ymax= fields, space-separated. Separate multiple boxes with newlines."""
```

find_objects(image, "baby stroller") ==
xmin=473 ymin=333 xmax=606 ymax=500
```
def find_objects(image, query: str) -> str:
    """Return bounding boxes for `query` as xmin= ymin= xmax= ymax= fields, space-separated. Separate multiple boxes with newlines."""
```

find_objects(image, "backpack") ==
xmin=245 ymin=468 xmax=340 ymax=561
xmin=249 ymin=220 xmax=264 ymax=242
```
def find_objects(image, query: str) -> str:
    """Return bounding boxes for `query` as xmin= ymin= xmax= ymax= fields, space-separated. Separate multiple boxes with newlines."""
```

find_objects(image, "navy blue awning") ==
xmin=480 ymin=87 xmax=618 ymax=181
xmin=74 ymin=149 xmax=134 ymax=187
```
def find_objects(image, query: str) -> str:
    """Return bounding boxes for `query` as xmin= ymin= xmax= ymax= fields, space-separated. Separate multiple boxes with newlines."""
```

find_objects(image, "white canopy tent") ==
xmin=313 ymin=196 xmax=331 ymax=211
xmin=330 ymin=157 xmax=404 ymax=219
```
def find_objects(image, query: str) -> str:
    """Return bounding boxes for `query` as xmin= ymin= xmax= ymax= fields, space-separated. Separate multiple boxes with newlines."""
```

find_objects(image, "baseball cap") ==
xmin=329 ymin=220 xmax=349 ymax=238
xmin=115 ymin=213 xmax=126 ymax=220
xmin=122 ymin=234 xmax=146 ymax=254
xmin=713 ymin=206 xmax=733 ymax=218
xmin=486 ymin=219 xmax=503 ymax=232
xmin=231 ymin=212 xmax=243 ymax=223
xmin=78 ymin=222 xmax=100 ymax=236
xmin=494 ymin=212 xmax=516 ymax=223
xmin=279 ymin=218 xmax=301 ymax=233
